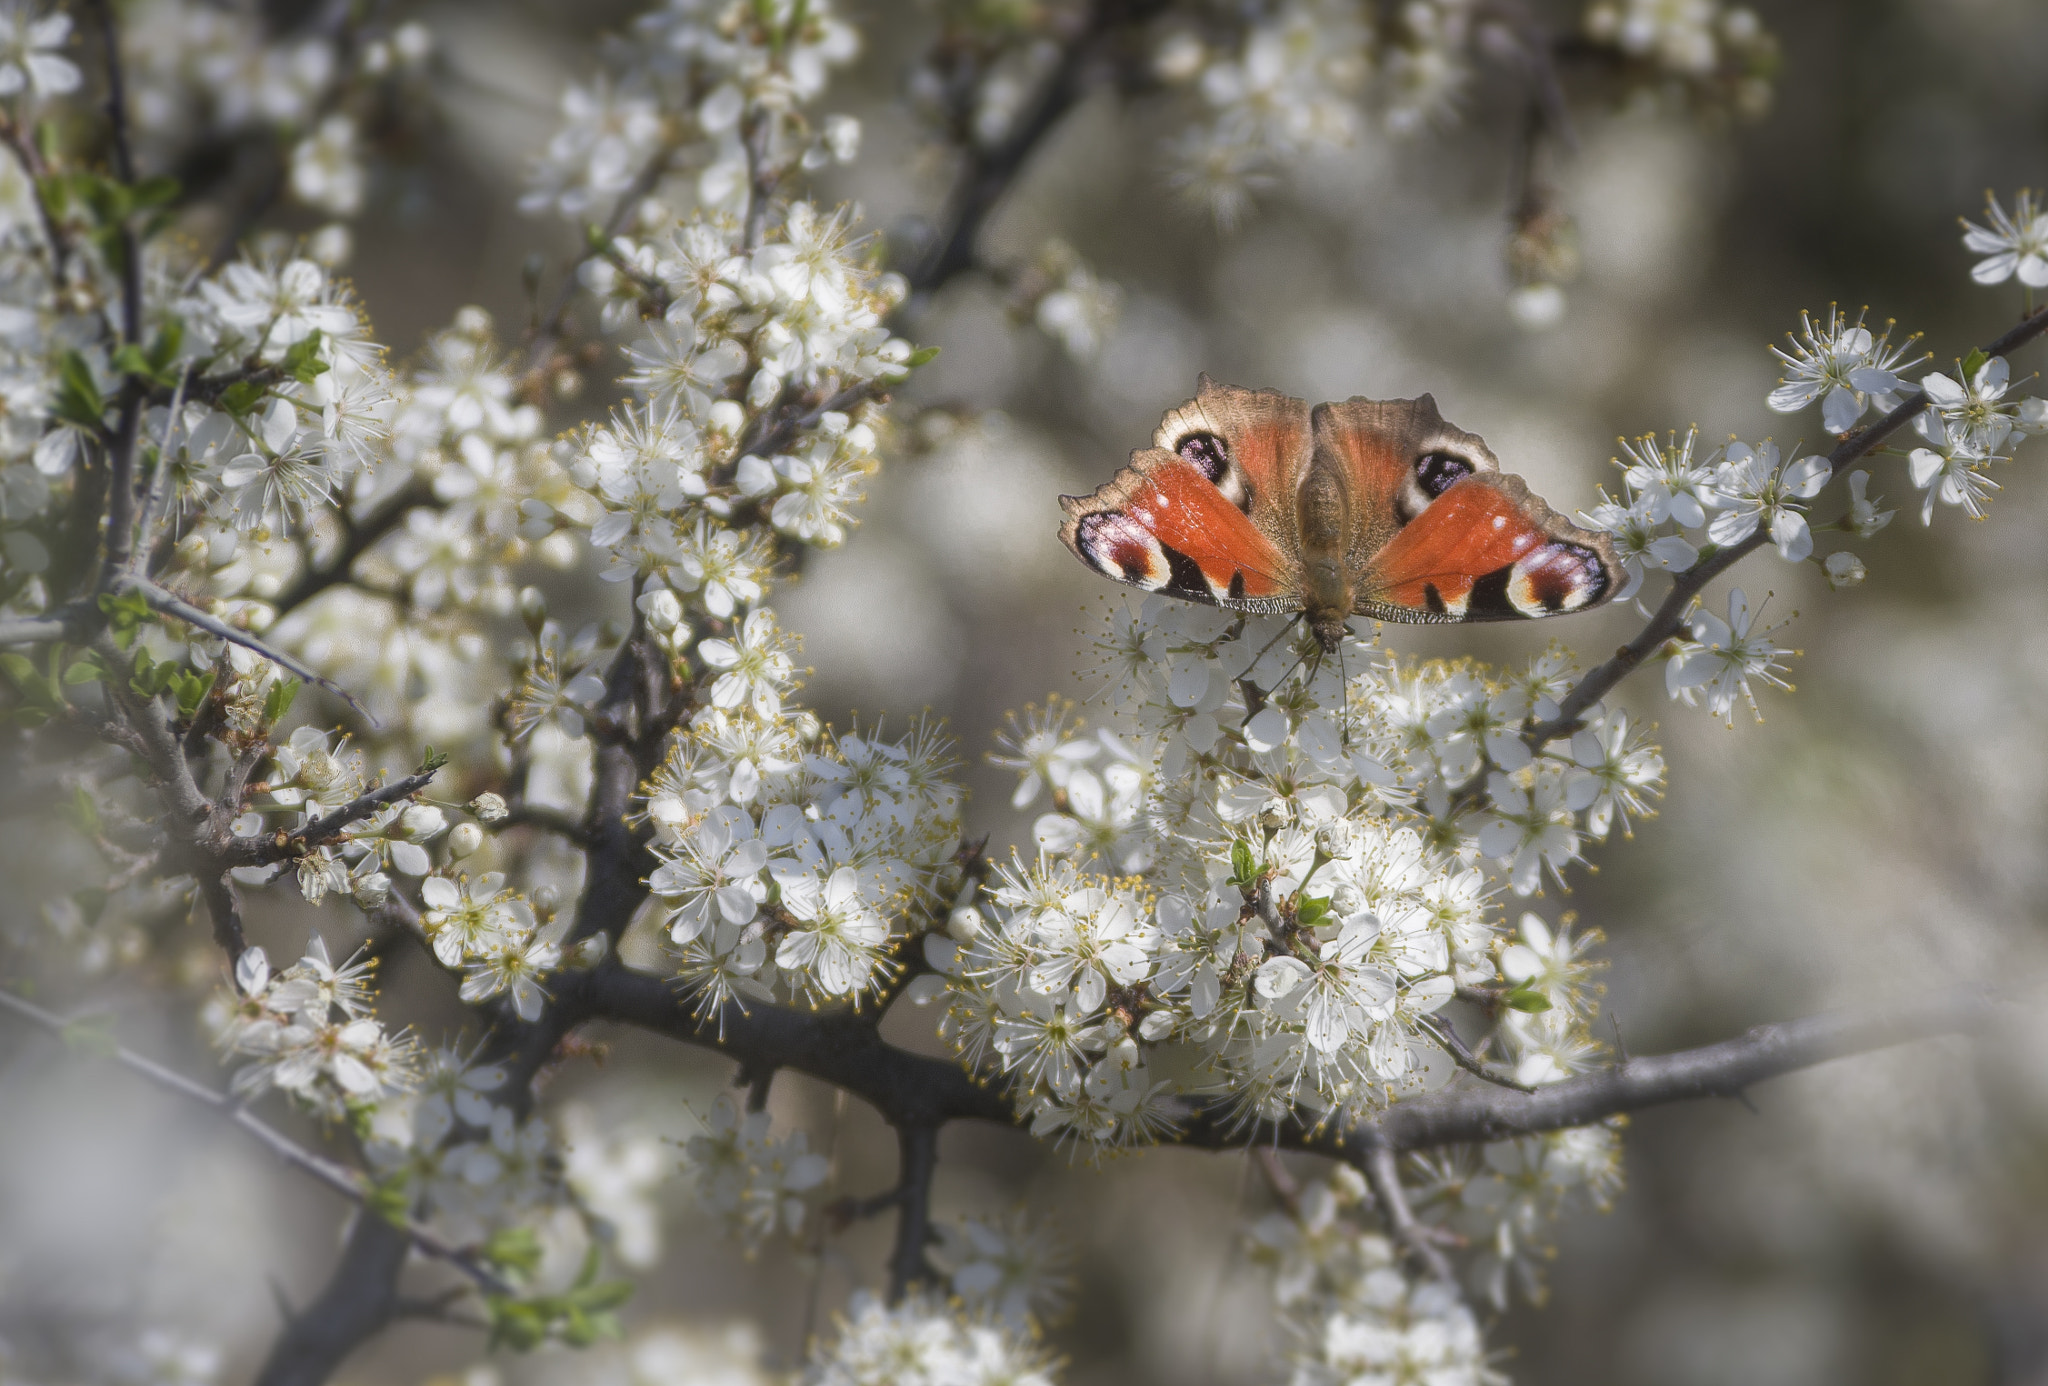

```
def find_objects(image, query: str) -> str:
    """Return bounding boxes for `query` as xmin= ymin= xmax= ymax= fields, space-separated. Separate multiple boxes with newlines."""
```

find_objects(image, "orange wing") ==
xmin=1358 ymin=472 xmax=1617 ymax=622
xmin=1150 ymin=376 xmax=1311 ymax=548
xmin=1059 ymin=449 xmax=1301 ymax=612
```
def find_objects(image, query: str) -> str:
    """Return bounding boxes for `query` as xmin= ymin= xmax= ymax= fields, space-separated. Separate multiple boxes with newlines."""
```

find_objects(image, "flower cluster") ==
xmin=801 ymin=1292 xmax=1055 ymax=1386
xmin=648 ymin=714 xmax=963 ymax=1011
xmin=122 ymin=2 xmax=434 ymax=226
xmin=419 ymin=871 xmax=566 ymax=1020
xmin=929 ymin=604 xmax=1658 ymax=1149
xmin=930 ymin=1211 xmax=1073 ymax=1332
xmin=524 ymin=0 xmax=859 ymax=227
xmin=1157 ymin=0 xmax=1373 ymax=226
xmin=679 ymin=1095 xmax=830 ymax=1253
xmin=1582 ymin=0 xmax=1778 ymax=116
xmin=209 ymin=937 xmax=417 ymax=1118
xmin=1248 ymin=1166 xmax=1501 ymax=1386
xmin=362 ymin=1046 xmax=567 ymax=1248
xmin=1409 ymin=1122 xmax=1625 ymax=1310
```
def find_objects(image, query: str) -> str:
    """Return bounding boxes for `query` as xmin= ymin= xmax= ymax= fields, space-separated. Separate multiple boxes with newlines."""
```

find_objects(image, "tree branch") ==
xmin=1530 ymin=302 xmax=2048 ymax=744
xmin=0 ymin=988 xmax=509 ymax=1294
xmin=908 ymin=5 xmax=1115 ymax=295
xmin=886 ymin=1124 xmax=941 ymax=1302
xmin=1362 ymin=1143 xmax=1456 ymax=1283
xmin=244 ymin=767 xmax=440 ymax=866
xmin=1366 ymin=991 xmax=1991 ymax=1151
xmin=124 ymin=576 xmax=370 ymax=719
xmin=268 ymin=476 xmax=433 ymax=619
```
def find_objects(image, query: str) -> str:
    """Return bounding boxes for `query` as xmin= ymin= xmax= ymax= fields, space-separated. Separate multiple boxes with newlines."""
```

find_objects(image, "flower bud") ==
xmin=351 ymin=872 xmax=392 ymax=909
xmin=947 ymin=905 xmax=985 ymax=941
xmin=638 ymin=586 xmax=684 ymax=634
xmin=1823 ymin=551 xmax=1866 ymax=589
xmin=400 ymin=804 xmax=448 ymax=839
xmin=1316 ymin=819 xmax=1359 ymax=859
xmin=469 ymin=792 xmax=508 ymax=823
xmin=518 ymin=586 xmax=548 ymax=635
xmin=532 ymin=884 xmax=561 ymax=916
xmin=447 ymin=823 xmax=484 ymax=860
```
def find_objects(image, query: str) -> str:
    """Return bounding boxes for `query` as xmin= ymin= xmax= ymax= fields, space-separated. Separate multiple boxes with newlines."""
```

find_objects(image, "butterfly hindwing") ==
xmin=1059 ymin=448 xmax=1300 ymax=611
xmin=1357 ymin=471 xmax=1617 ymax=622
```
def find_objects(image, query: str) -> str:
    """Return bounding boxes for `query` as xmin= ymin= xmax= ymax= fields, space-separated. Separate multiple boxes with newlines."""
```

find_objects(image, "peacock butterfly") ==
xmin=1058 ymin=377 xmax=1620 ymax=651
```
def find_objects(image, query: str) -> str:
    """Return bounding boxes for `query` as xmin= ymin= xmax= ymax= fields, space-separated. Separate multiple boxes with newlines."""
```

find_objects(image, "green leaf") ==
xmin=906 ymin=344 xmax=942 ymax=368
xmin=216 ymin=379 xmax=267 ymax=417
xmin=263 ymin=678 xmax=301 ymax=727
xmin=1505 ymin=987 xmax=1553 ymax=1014
xmin=281 ymin=329 xmax=329 ymax=386
xmin=481 ymin=1293 xmax=540 ymax=1351
xmin=483 ymin=1225 xmax=544 ymax=1277
xmin=0 ymin=652 xmax=38 ymax=689
xmin=63 ymin=656 xmax=103 ymax=686
xmin=130 ymin=175 xmax=181 ymax=209
xmin=569 ymin=1278 xmax=634 ymax=1313
xmin=485 ymin=1298 xmax=548 ymax=1353
xmin=1961 ymin=348 xmax=1989 ymax=380
xmin=1294 ymin=895 xmax=1331 ymax=929
xmin=112 ymin=320 xmax=188 ymax=387
xmin=98 ymin=589 xmax=153 ymax=649
xmin=417 ymin=745 xmax=451 ymax=775
xmin=65 ymin=784 xmax=100 ymax=836
xmin=174 ymin=668 xmax=217 ymax=718
xmin=147 ymin=318 xmax=185 ymax=375
xmin=1230 ymin=840 xmax=1256 ymax=887
xmin=54 ymin=351 xmax=104 ymax=430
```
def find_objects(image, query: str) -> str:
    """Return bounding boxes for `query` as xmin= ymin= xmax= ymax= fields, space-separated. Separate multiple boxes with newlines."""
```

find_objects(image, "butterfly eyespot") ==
xmin=1176 ymin=431 xmax=1252 ymax=512
xmin=1176 ymin=432 xmax=1230 ymax=483
xmin=1416 ymin=451 xmax=1474 ymax=498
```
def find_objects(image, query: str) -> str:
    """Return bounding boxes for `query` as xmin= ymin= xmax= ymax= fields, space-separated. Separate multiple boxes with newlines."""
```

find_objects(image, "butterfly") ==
xmin=1059 ymin=377 xmax=1620 ymax=651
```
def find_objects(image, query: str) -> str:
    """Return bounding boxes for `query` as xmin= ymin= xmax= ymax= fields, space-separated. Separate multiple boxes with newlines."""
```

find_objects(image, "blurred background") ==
xmin=9 ymin=1 xmax=2048 ymax=1383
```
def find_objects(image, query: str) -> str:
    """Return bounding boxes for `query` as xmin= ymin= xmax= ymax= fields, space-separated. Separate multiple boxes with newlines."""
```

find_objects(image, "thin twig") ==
xmin=124 ymin=576 xmax=371 ymax=719
xmin=741 ymin=108 xmax=774 ymax=252
xmin=268 ymin=476 xmax=433 ymax=618
xmin=1528 ymin=303 xmax=2048 ymax=745
xmin=129 ymin=364 xmax=192 ymax=574
xmin=0 ymin=616 xmax=73 ymax=645
xmin=0 ymin=987 xmax=510 ymax=1294
xmin=1415 ymin=1013 xmax=1539 ymax=1093
xmin=910 ymin=5 xmax=1112 ymax=294
xmin=1252 ymin=1146 xmax=1302 ymax=1216
xmin=245 ymin=767 xmax=440 ymax=865
xmin=1361 ymin=1144 xmax=1456 ymax=1283
xmin=522 ymin=139 xmax=681 ymax=384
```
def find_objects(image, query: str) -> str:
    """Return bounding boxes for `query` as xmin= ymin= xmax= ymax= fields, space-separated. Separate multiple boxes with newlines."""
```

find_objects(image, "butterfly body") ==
xmin=1059 ymin=377 xmax=1619 ymax=650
